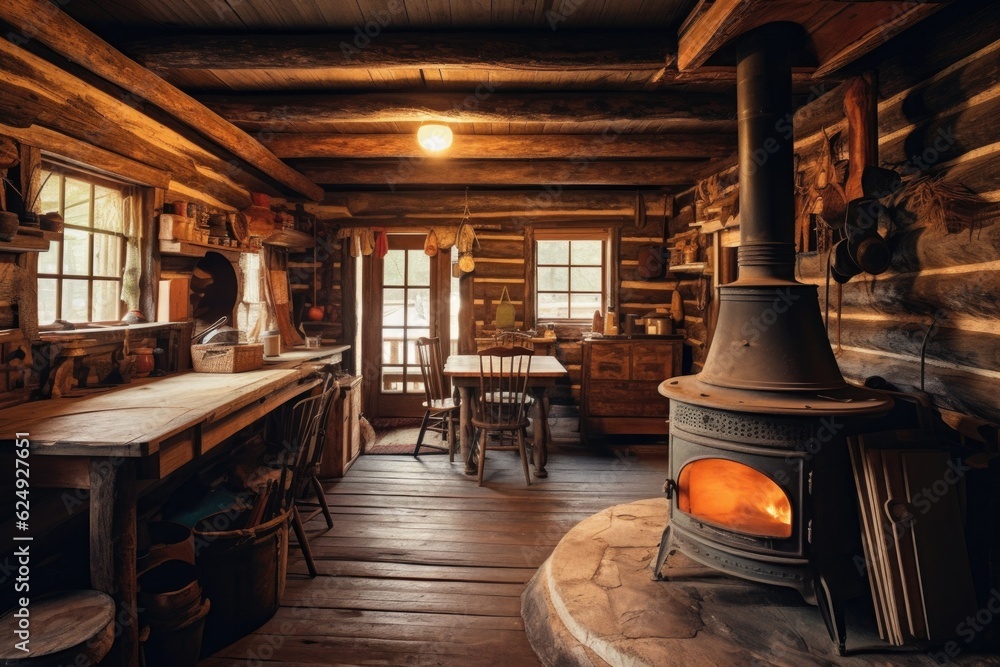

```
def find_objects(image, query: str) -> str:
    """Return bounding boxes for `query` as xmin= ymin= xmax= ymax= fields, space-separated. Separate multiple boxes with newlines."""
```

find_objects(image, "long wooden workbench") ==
xmin=0 ymin=357 xmax=344 ymax=665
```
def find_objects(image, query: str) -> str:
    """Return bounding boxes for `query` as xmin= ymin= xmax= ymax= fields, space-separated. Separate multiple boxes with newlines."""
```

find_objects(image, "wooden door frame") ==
xmin=362 ymin=233 xmax=452 ymax=419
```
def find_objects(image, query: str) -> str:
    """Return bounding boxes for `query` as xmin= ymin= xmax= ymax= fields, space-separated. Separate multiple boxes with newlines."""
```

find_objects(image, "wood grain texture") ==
xmin=0 ymin=0 xmax=323 ymax=201
xmin=200 ymin=92 xmax=735 ymax=127
xmin=205 ymin=450 xmax=671 ymax=666
xmin=124 ymin=31 xmax=674 ymax=72
xmin=267 ymin=132 xmax=736 ymax=160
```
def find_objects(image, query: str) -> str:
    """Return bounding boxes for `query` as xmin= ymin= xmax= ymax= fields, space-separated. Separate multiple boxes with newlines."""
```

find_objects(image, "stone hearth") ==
xmin=521 ymin=499 xmax=1000 ymax=667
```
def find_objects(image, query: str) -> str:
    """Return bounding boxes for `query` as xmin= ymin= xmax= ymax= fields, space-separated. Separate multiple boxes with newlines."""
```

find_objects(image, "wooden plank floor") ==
xmin=203 ymin=445 xmax=670 ymax=666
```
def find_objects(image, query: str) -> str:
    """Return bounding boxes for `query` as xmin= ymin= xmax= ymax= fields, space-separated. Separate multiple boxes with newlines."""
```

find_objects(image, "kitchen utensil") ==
xmin=191 ymin=316 xmax=228 ymax=344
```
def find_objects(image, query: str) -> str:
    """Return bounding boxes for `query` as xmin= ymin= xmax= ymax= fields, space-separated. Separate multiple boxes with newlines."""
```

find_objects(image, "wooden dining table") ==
xmin=443 ymin=354 xmax=568 ymax=478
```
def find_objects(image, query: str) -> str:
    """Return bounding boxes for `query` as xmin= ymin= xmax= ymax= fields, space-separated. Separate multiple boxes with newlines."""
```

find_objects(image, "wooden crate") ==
xmin=190 ymin=343 xmax=264 ymax=373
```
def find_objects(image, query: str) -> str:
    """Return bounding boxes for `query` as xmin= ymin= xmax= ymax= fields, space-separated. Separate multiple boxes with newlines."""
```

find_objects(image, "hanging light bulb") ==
xmin=417 ymin=124 xmax=453 ymax=152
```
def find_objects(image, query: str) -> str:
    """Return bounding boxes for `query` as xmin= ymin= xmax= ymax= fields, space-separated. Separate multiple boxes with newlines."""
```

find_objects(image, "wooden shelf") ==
xmin=668 ymin=262 xmax=710 ymax=274
xmin=264 ymin=228 xmax=315 ymax=250
xmin=0 ymin=227 xmax=62 ymax=253
xmin=159 ymin=239 xmax=249 ymax=259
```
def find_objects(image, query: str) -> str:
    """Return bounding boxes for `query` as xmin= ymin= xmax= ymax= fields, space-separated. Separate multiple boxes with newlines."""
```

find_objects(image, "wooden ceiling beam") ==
xmin=678 ymin=0 xmax=953 ymax=74
xmin=201 ymin=92 xmax=735 ymax=128
xmin=294 ymin=159 xmax=714 ymax=187
xmin=123 ymin=31 xmax=673 ymax=72
xmin=678 ymin=0 xmax=756 ymax=71
xmin=266 ymin=133 xmax=736 ymax=160
xmin=811 ymin=2 xmax=949 ymax=77
xmin=0 ymin=0 xmax=324 ymax=201
xmin=0 ymin=39 xmax=254 ymax=208
xmin=322 ymin=190 xmax=674 ymax=218
xmin=0 ymin=123 xmax=171 ymax=190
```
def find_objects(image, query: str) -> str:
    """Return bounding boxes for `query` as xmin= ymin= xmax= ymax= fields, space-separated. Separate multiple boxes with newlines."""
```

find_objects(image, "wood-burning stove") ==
xmin=654 ymin=24 xmax=892 ymax=655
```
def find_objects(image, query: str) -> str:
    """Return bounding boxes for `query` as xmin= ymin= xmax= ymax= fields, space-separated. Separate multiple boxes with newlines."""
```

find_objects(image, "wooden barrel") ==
xmin=193 ymin=508 xmax=289 ymax=656
xmin=0 ymin=591 xmax=114 ymax=666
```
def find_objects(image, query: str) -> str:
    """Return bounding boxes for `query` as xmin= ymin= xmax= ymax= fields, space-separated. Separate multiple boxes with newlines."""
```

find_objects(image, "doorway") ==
xmin=363 ymin=234 xmax=452 ymax=418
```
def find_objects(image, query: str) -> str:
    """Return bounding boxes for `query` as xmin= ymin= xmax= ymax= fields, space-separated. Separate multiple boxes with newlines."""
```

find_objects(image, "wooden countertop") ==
xmin=261 ymin=344 xmax=350 ymax=368
xmin=0 ymin=368 xmax=319 ymax=458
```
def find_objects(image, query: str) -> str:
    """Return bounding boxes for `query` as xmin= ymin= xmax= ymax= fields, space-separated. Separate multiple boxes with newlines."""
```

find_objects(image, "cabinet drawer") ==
xmin=588 ymin=345 xmax=629 ymax=380
xmin=586 ymin=381 xmax=668 ymax=417
xmin=631 ymin=342 xmax=677 ymax=381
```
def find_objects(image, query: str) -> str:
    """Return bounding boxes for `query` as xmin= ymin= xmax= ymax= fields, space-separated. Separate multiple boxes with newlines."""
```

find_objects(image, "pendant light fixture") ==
xmin=417 ymin=123 xmax=453 ymax=152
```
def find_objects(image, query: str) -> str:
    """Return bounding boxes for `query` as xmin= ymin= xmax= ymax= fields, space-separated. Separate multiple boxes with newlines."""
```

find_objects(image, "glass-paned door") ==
xmin=366 ymin=234 xmax=450 ymax=417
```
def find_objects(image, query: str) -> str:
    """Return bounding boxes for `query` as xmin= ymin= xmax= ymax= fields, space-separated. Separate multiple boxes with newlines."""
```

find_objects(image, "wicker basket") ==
xmin=190 ymin=343 xmax=264 ymax=373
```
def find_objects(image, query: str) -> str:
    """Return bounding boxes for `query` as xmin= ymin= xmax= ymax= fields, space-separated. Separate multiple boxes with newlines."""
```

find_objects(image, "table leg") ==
xmin=458 ymin=386 xmax=476 ymax=475
xmin=529 ymin=387 xmax=549 ymax=478
xmin=90 ymin=458 xmax=139 ymax=667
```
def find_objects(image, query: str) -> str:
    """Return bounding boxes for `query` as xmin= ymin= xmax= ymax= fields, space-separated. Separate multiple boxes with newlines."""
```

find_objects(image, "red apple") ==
xmin=306 ymin=306 xmax=325 ymax=321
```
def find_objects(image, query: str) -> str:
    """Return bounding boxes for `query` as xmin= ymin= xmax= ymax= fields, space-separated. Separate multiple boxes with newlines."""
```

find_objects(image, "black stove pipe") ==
xmin=736 ymin=24 xmax=796 ymax=282
xmin=694 ymin=23 xmax=848 ymax=391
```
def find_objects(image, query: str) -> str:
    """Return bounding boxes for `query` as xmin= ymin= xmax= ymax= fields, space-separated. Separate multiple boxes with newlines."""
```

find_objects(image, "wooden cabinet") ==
xmin=320 ymin=374 xmax=363 ymax=478
xmin=580 ymin=336 xmax=683 ymax=441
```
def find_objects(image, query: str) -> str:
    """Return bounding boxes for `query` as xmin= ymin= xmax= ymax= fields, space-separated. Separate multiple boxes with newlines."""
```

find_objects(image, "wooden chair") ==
xmin=276 ymin=387 xmax=336 ymax=577
xmin=414 ymin=337 xmax=458 ymax=460
xmin=293 ymin=381 xmax=339 ymax=529
xmin=472 ymin=345 xmax=533 ymax=486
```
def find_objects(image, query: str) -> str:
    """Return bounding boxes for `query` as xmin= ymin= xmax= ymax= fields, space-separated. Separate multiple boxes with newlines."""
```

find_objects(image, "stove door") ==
xmin=678 ymin=458 xmax=792 ymax=539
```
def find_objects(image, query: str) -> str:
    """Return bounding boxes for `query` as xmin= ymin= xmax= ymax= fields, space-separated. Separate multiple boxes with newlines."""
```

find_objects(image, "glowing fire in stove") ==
xmin=677 ymin=458 xmax=792 ymax=539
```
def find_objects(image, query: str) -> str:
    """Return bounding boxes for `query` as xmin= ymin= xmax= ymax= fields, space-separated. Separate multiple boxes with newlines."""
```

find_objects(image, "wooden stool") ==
xmin=0 ymin=591 xmax=115 ymax=666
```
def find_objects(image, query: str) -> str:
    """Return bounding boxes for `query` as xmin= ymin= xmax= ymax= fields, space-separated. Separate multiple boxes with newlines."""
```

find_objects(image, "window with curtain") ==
xmin=535 ymin=233 xmax=606 ymax=321
xmin=37 ymin=170 xmax=127 ymax=324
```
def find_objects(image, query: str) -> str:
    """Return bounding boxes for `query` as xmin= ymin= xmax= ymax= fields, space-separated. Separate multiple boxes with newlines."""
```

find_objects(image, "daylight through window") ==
xmin=37 ymin=171 xmax=127 ymax=324
xmin=536 ymin=237 xmax=604 ymax=320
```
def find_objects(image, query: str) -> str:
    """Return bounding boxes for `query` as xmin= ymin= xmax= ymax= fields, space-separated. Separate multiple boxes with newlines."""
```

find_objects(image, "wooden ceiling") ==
xmin=0 ymin=0 xmax=957 ymax=206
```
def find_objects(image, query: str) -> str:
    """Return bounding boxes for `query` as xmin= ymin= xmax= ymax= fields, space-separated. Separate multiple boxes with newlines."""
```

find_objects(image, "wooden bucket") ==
xmin=193 ymin=508 xmax=289 ymax=655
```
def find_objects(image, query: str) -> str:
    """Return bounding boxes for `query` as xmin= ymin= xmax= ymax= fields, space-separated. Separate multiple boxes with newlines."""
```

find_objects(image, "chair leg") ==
xmin=291 ymin=505 xmax=318 ymax=578
xmin=517 ymin=428 xmax=531 ymax=486
xmin=310 ymin=475 xmax=334 ymax=528
xmin=414 ymin=410 xmax=430 ymax=456
xmin=477 ymin=428 xmax=487 ymax=487
xmin=447 ymin=412 xmax=456 ymax=463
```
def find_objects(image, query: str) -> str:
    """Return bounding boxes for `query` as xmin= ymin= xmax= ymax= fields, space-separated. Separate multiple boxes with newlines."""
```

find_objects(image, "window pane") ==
xmin=571 ymin=240 xmax=603 ymax=265
xmin=383 ymin=288 xmax=405 ymax=325
xmin=407 ymin=250 xmax=430 ymax=286
xmin=407 ymin=288 xmax=430 ymax=326
xmin=62 ymin=228 xmax=89 ymax=275
xmin=64 ymin=178 xmax=91 ymax=227
xmin=37 ymin=279 xmax=57 ymax=324
xmin=571 ymin=266 xmax=601 ymax=292
xmin=61 ymin=279 xmax=89 ymax=322
xmin=382 ymin=329 xmax=405 ymax=364
xmin=570 ymin=293 xmax=602 ymax=319
xmin=40 ymin=173 xmax=61 ymax=214
xmin=406 ymin=367 xmax=425 ymax=393
xmin=92 ymin=280 xmax=121 ymax=321
xmin=538 ymin=240 xmax=568 ymax=265
xmin=538 ymin=266 xmax=568 ymax=291
xmin=93 ymin=185 xmax=123 ymax=232
xmin=38 ymin=241 xmax=60 ymax=274
xmin=381 ymin=368 xmax=404 ymax=393
xmin=383 ymin=250 xmax=405 ymax=286
xmin=538 ymin=293 xmax=569 ymax=319
xmin=93 ymin=234 xmax=122 ymax=277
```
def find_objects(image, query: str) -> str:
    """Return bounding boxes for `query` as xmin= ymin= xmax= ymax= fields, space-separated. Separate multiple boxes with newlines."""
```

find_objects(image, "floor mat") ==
xmin=367 ymin=418 xmax=450 ymax=455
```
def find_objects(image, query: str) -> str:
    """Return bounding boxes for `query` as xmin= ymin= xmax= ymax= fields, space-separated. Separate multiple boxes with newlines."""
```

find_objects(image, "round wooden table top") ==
xmin=0 ymin=590 xmax=115 ymax=664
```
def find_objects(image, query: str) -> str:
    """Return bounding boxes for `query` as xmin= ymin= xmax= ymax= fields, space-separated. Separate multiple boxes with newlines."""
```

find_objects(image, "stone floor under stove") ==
xmin=522 ymin=498 xmax=1000 ymax=667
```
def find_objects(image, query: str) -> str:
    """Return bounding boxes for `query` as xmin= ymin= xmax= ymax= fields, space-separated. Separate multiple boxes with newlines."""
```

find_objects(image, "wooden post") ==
xmin=340 ymin=242 xmax=357 ymax=375
xmin=89 ymin=458 xmax=138 ymax=667
xmin=522 ymin=226 xmax=535 ymax=331
xmin=139 ymin=188 xmax=163 ymax=321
